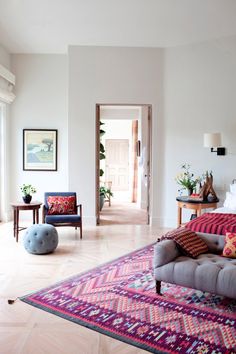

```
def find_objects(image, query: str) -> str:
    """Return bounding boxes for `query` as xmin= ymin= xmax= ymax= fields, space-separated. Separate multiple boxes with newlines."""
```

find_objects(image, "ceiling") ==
xmin=0 ymin=0 xmax=236 ymax=53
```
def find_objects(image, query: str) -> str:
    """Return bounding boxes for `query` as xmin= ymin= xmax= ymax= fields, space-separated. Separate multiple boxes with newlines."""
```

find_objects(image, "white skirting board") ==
xmin=150 ymin=216 xmax=176 ymax=228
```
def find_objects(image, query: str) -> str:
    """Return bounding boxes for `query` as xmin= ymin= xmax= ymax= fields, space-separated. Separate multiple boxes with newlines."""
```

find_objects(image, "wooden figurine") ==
xmin=199 ymin=172 xmax=218 ymax=201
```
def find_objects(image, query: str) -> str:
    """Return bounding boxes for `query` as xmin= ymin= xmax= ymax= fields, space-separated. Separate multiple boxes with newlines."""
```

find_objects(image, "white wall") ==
xmin=0 ymin=44 xmax=10 ymax=69
xmin=100 ymin=107 xmax=140 ymax=120
xmin=163 ymin=37 xmax=236 ymax=226
xmin=102 ymin=119 xmax=132 ymax=140
xmin=68 ymin=46 xmax=164 ymax=225
xmin=7 ymin=38 xmax=236 ymax=227
xmin=10 ymin=54 xmax=68 ymax=220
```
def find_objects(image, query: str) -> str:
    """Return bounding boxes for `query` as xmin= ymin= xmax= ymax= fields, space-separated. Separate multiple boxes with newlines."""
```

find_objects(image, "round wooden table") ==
xmin=11 ymin=201 xmax=42 ymax=242
xmin=176 ymin=196 xmax=219 ymax=227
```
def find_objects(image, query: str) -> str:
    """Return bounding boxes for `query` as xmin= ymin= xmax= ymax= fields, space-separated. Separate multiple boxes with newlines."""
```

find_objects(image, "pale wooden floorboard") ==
xmin=0 ymin=211 xmax=169 ymax=354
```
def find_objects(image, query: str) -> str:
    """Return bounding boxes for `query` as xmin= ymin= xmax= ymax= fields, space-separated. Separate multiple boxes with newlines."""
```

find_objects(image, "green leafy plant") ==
xmin=99 ymin=185 xmax=113 ymax=211
xmin=99 ymin=186 xmax=113 ymax=199
xmin=175 ymin=164 xmax=201 ymax=193
xmin=20 ymin=184 xmax=36 ymax=196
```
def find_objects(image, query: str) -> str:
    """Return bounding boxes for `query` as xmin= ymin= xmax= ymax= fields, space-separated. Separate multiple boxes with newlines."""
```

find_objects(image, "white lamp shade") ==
xmin=204 ymin=133 xmax=222 ymax=147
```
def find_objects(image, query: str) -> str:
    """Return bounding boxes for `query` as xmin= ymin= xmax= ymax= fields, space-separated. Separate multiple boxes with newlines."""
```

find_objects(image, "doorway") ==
xmin=95 ymin=104 xmax=152 ymax=225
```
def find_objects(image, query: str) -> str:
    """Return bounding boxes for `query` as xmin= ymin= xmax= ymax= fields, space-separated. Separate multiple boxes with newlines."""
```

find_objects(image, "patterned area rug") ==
xmin=20 ymin=244 xmax=236 ymax=354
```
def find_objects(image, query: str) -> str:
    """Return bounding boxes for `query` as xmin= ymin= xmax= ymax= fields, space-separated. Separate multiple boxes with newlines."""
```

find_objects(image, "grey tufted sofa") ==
xmin=154 ymin=233 xmax=236 ymax=299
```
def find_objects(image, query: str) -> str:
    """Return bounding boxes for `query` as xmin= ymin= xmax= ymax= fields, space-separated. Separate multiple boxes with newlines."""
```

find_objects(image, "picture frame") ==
xmin=23 ymin=129 xmax=58 ymax=171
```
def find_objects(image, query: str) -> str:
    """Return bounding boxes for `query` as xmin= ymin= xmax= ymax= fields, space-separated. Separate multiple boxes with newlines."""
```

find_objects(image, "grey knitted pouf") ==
xmin=24 ymin=224 xmax=58 ymax=254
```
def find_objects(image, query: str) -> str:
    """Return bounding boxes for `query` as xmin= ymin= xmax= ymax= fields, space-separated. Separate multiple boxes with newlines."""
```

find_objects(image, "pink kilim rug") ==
xmin=20 ymin=244 xmax=236 ymax=354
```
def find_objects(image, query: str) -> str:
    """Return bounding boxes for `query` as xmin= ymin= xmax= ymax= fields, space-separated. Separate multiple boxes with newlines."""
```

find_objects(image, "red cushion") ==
xmin=47 ymin=196 xmax=76 ymax=215
xmin=161 ymin=227 xmax=209 ymax=258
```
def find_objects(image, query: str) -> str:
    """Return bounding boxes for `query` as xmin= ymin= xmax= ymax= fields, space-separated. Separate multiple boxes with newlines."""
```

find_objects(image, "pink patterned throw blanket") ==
xmin=186 ymin=212 xmax=236 ymax=235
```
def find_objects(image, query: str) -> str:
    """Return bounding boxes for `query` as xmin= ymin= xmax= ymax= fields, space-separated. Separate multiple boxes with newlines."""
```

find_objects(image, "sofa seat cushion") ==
xmin=45 ymin=214 xmax=81 ymax=224
xmin=154 ymin=253 xmax=236 ymax=299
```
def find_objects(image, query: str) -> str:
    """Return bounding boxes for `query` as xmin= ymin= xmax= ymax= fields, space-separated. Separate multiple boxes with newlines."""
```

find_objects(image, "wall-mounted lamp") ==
xmin=203 ymin=132 xmax=226 ymax=156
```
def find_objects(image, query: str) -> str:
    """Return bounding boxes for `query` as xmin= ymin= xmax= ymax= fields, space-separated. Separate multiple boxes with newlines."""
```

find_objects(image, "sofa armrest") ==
xmin=153 ymin=240 xmax=180 ymax=268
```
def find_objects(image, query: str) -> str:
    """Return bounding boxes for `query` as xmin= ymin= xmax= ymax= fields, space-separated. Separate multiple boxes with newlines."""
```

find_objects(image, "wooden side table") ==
xmin=11 ymin=201 xmax=42 ymax=242
xmin=176 ymin=197 xmax=219 ymax=227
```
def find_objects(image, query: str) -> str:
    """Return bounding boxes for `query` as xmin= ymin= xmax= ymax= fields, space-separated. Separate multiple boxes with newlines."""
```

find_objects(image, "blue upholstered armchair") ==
xmin=42 ymin=192 xmax=82 ymax=239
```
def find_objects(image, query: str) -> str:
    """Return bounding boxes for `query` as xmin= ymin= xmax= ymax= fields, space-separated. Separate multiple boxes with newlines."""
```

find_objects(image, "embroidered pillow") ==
xmin=222 ymin=232 xmax=236 ymax=258
xmin=47 ymin=196 xmax=76 ymax=215
xmin=161 ymin=227 xmax=209 ymax=258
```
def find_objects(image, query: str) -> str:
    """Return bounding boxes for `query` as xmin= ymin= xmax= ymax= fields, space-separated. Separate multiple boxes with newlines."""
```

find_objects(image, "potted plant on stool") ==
xmin=20 ymin=184 xmax=36 ymax=204
xmin=99 ymin=186 xmax=113 ymax=211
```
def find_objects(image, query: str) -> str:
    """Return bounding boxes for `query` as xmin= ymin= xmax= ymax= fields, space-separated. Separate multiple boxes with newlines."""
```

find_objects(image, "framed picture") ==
xmin=23 ymin=129 xmax=58 ymax=171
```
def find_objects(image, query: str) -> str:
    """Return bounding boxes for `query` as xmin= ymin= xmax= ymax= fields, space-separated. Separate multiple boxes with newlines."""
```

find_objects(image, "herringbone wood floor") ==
xmin=0 ymin=216 xmax=168 ymax=354
xmin=100 ymin=200 xmax=147 ymax=225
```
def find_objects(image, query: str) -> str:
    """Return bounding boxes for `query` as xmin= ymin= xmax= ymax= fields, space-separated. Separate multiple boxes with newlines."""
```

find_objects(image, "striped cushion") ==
xmin=161 ymin=227 xmax=209 ymax=258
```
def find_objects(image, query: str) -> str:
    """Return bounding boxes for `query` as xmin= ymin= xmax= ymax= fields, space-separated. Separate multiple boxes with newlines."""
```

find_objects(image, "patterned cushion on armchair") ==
xmin=47 ymin=195 xmax=76 ymax=215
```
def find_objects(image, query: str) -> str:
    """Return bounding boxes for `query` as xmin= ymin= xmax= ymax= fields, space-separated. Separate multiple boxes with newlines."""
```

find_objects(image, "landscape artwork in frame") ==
xmin=23 ymin=129 xmax=57 ymax=171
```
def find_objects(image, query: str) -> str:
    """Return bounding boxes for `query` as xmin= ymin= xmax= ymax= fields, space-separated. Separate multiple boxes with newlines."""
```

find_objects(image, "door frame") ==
xmin=95 ymin=103 xmax=152 ymax=225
